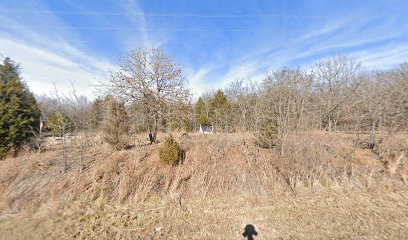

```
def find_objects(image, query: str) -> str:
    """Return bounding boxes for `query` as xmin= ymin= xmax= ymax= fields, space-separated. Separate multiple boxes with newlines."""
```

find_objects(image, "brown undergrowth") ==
xmin=0 ymin=131 xmax=407 ymax=239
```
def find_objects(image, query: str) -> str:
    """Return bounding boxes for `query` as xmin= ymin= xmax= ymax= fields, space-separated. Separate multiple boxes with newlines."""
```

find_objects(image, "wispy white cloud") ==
xmin=1 ymin=0 xmax=407 ymax=99
xmin=299 ymin=18 xmax=348 ymax=42
xmin=118 ymin=0 xmax=167 ymax=49
xmin=0 ymin=2 xmax=116 ymax=98
xmin=216 ymin=63 xmax=260 ymax=86
xmin=189 ymin=68 xmax=213 ymax=96
xmin=188 ymin=11 xmax=408 ymax=95
xmin=0 ymin=35 xmax=113 ymax=97
xmin=188 ymin=61 xmax=266 ymax=96
xmin=351 ymin=44 xmax=408 ymax=69
xmin=120 ymin=0 xmax=150 ymax=46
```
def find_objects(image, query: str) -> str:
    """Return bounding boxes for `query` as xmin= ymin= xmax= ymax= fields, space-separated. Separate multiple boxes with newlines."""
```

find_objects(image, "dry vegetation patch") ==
xmin=0 ymin=188 xmax=407 ymax=239
xmin=0 ymin=132 xmax=407 ymax=239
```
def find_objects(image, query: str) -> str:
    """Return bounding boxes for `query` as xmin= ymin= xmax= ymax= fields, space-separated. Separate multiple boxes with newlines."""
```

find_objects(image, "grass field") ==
xmin=0 ymin=132 xmax=407 ymax=239
xmin=1 ymin=188 xmax=407 ymax=239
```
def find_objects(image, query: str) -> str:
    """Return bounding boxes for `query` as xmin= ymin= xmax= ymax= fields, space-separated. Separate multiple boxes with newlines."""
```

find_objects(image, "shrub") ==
xmin=47 ymin=111 xmax=72 ymax=137
xmin=159 ymin=135 xmax=181 ymax=165
xmin=198 ymin=115 xmax=209 ymax=125
xmin=256 ymin=118 xmax=279 ymax=148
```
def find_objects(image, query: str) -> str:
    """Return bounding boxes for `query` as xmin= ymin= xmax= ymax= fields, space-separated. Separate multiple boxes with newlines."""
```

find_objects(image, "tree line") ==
xmin=1 ymin=49 xmax=407 ymax=159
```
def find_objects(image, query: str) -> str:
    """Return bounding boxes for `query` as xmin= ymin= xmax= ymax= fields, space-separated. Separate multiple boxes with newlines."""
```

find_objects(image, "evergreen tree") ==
xmin=209 ymin=90 xmax=230 ymax=116
xmin=47 ymin=111 xmax=72 ymax=137
xmin=89 ymin=98 xmax=104 ymax=130
xmin=209 ymin=90 xmax=231 ymax=131
xmin=0 ymin=57 xmax=40 ymax=158
xmin=102 ymin=99 xmax=129 ymax=150
xmin=159 ymin=134 xmax=181 ymax=165
xmin=195 ymin=97 xmax=209 ymax=125
xmin=256 ymin=118 xmax=279 ymax=149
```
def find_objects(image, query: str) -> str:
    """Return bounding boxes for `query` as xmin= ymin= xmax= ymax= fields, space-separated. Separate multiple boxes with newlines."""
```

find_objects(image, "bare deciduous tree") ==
xmin=313 ymin=55 xmax=361 ymax=132
xmin=225 ymin=79 xmax=259 ymax=132
xmin=261 ymin=67 xmax=313 ymax=153
xmin=108 ymin=48 xmax=191 ymax=139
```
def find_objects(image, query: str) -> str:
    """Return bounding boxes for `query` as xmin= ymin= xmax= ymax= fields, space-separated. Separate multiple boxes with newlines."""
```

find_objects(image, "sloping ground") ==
xmin=0 ymin=188 xmax=407 ymax=239
xmin=0 ymin=132 xmax=407 ymax=239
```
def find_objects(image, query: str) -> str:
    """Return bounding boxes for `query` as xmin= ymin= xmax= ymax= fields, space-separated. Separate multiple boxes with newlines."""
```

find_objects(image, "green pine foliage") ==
xmin=89 ymin=98 xmax=104 ymax=130
xmin=47 ymin=111 xmax=72 ymax=137
xmin=208 ymin=90 xmax=231 ymax=131
xmin=198 ymin=115 xmax=209 ymax=125
xmin=0 ymin=57 xmax=40 ymax=158
xmin=159 ymin=134 xmax=181 ymax=165
xmin=209 ymin=90 xmax=230 ymax=114
xmin=102 ymin=99 xmax=129 ymax=150
xmin=195 ymin=97 xmax=209 ymax=125
xmin=256 ymin=118 xmax=279 ymax=149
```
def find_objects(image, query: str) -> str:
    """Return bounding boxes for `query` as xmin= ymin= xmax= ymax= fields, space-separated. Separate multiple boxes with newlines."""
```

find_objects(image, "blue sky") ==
xmin=0 ymin=0 xmax=407 ymax=98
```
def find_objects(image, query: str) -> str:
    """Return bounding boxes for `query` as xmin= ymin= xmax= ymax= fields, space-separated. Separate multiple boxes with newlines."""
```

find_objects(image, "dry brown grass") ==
xmin=0 ymin=188 xmax=407 ymax=239
xmin=0 ymin=131 xmax=407 ymax=239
